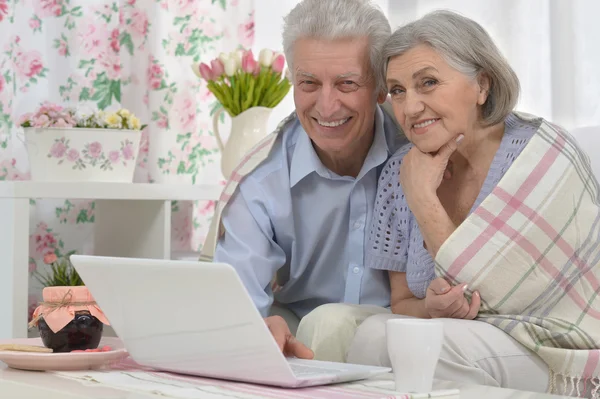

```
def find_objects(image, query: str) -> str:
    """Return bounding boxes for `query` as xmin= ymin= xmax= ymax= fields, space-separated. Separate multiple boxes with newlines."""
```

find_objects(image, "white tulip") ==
xmin=224 ymin=58 xmax=237 ymax=76
xmin=218 ymin=52 xmax=229 ymax=64
xmin=191 ymin=63 xmax=202 ymax=78
xmin=258 ymin=49 xmax=273 ymax=67
xmin=233 ymin=50 xmax=244 ymax=69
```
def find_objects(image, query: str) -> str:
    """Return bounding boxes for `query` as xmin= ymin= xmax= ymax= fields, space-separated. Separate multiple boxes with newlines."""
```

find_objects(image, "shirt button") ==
xmin=353 ymin=220 xmax=363 ymax=229
xmin=353 ymin=266 xmax=360 ymax=274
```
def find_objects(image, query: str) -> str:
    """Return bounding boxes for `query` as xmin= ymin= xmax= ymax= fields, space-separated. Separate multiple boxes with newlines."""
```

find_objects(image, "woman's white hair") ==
xmin=282 ymin=0 xmax=391 ymax=93
xmin=383 ymin=10 xmax=520 ymax=126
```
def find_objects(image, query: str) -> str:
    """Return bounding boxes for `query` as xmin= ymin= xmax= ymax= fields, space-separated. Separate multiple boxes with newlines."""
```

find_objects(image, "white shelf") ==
xmin=0 ymin=181 xmax=222 ymax=201
xmin=0 ymin=180 xmax=223 ymax=339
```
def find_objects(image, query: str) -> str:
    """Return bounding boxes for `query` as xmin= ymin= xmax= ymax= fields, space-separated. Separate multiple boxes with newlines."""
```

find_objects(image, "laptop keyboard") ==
xmin=290 ymin=363 xmax=344 ymax=377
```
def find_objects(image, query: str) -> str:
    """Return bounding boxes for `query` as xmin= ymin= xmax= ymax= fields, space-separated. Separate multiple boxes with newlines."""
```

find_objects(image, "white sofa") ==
xmin=571 ymin=125 xmax=600 ymax=178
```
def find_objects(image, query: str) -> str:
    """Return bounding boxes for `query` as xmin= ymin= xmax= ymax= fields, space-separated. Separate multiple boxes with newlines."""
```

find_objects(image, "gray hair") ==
xmin=383 ymin=10 xmax=520 ymax=126
xmin=282 ymin=0 xmax=391 ymax=93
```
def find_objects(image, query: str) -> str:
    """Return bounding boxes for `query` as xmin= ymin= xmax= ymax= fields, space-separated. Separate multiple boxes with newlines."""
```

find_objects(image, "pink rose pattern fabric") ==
xmin=0 ymin=0 xmax=254 ymax=320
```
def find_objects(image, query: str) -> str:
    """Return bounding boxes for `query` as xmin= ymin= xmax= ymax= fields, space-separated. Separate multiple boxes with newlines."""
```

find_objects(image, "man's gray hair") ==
xmin=282 ymin=0 xmax=391 ymax=93
xmin=383 ymin=10 xmax=520 ymax=126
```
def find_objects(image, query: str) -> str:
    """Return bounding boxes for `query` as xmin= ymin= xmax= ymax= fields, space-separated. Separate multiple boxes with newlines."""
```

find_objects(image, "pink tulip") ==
xmin=241 ymin=50 xmax=257 ymax=74
xmin=199 ymin=62 xmax=214 ymax=81
xmin=210 ymin=59 xmax=224 ymax=79
xmin=253 ymin=63 xmax=261 ymax=76
xmin=272 ymin=54 xmax=285 ymax=74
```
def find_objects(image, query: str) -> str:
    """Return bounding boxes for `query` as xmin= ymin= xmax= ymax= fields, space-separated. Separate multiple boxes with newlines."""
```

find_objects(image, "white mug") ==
xmin=386 ymin=318 xmax=444 ymax=393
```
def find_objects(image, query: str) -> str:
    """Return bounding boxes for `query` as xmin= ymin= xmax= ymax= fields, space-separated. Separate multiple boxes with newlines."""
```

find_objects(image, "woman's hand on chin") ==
xmin=425 ymin=277 xmax=481 ymax=319
xmin=400 ymin=134 xmax=464 ymax=210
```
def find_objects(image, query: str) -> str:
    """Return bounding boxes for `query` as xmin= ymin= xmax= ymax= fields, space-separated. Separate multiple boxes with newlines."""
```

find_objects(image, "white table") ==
xmin=0 ymin=181 xmax=222 ymax=340
xmin=0 ymin=364 xmax=576 ymax=399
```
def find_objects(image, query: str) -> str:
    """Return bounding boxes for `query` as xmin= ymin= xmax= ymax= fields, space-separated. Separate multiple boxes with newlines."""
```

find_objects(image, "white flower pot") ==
xmin=24 ymin=128 xmax=142 ymax=182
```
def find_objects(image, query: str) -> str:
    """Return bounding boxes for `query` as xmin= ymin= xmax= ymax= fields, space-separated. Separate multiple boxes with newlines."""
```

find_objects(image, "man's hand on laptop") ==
xmin=265 ymin=316 xmax=314 ymax=359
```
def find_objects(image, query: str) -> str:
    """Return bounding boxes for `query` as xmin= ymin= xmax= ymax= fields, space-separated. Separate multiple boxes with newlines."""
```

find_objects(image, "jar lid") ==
xmin=30 ymin=286 xmax=110 ymax=333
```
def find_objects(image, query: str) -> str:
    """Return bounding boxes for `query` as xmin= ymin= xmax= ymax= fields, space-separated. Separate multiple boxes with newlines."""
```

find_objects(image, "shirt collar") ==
xmin=290 ymin=105 xmax=391 ymax=187
xmin=290 ymin=124 xmax=324 ymax=187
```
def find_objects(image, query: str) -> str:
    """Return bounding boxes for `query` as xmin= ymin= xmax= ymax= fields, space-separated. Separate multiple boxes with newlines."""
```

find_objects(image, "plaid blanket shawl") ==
xmin=435 ymin=112 xmax=600 ymax=397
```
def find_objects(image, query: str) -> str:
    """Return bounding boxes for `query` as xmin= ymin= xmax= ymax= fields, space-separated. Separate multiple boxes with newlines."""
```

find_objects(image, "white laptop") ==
xmin=69 ymin=255 xmax=391 ymax=388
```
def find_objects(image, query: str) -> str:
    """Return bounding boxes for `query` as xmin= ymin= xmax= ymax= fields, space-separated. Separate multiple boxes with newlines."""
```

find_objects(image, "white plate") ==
xmin=0 ymin=337 xmax=128 ymax=371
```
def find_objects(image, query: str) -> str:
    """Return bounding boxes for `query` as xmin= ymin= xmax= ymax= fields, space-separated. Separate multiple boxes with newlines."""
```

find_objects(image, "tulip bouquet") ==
xmin=192 ymin=48 xmax=291 ymax=117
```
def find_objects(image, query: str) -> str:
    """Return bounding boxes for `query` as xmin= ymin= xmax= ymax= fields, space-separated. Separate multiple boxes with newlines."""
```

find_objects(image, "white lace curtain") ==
xmin=388 ymin=0 xmax=600 ymax=130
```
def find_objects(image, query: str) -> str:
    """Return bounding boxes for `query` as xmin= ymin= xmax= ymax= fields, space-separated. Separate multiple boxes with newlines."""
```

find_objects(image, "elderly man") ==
xmin=200 ymin=0 xmax=406 ymax=361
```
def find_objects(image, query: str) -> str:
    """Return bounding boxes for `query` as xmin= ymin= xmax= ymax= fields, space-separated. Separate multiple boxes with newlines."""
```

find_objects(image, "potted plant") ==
xmin=29 ymin=252 xmax=110 ymax=353
xmin=18 ymin=103 xmax=147 ymax=183
xmin=192 ymin=48 xmax=291 ymax=179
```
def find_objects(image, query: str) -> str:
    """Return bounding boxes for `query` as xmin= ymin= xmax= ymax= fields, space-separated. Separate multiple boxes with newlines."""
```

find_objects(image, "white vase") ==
xmin=213 ymin=106 xmax=272 ymax=179
xmin=24 ymin=127 xmax=142 ymax=182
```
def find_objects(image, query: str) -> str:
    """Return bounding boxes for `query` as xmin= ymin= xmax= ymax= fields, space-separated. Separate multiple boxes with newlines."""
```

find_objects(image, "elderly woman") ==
xmin=297 ymin=10 xmax=600 ymax=397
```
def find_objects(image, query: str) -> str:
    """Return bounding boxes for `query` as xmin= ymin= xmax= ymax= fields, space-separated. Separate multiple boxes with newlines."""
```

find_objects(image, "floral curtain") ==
xmin=0 ymin=0 xmax=254 ymax=322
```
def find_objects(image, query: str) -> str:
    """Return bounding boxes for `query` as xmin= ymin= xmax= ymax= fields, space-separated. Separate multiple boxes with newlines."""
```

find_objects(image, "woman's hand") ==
xmin=425 ymin=277 xmax=480 ymax=319
xmin=400 ymin=134 xmax=463 ymax=209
